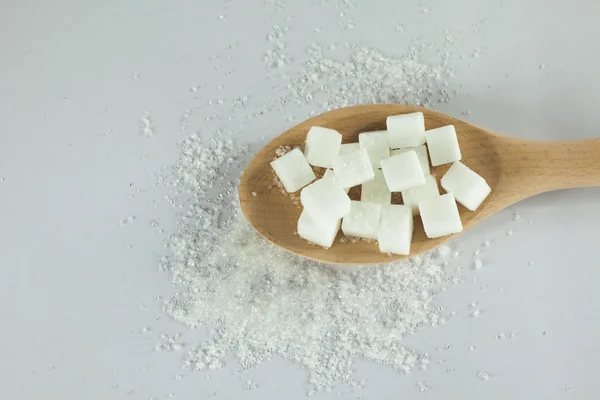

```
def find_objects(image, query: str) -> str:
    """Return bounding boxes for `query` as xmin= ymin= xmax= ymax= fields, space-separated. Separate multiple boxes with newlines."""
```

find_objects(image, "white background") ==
xmin=1 ymin=0 xmax=599 ymax=399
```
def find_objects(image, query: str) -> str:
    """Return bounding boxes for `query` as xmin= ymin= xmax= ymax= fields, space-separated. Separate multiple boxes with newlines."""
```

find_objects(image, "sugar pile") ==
xmin=160 ymin=137 xmax=452 ymax=390
xmin=158 ymin=16 xmax=465 ymax=392
xmin=163 ymin=183 xmax=449 ymax=389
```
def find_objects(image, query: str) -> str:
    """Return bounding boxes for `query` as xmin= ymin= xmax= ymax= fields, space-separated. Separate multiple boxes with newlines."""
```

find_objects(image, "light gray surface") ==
xmin=1 ymin=0 xmax=599 ymax=399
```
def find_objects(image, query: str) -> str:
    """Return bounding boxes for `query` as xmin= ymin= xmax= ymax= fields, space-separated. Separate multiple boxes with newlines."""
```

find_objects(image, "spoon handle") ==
xmin=500 ymin=138 xmax=600 ymax=195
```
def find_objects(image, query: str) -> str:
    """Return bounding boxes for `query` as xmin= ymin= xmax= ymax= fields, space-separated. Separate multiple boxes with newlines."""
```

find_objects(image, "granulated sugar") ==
xmin=160 ymin=131 xmax=453 ymax=390
xmin=165 ymin=212 xmax=449 ymax=389
xmin=156 ymin=16 xmax=471 ymax=393
xmin=141 ymin=111 xmax=156 ymax=137
xmin=270 ymin=42 xmax=455 ymax=111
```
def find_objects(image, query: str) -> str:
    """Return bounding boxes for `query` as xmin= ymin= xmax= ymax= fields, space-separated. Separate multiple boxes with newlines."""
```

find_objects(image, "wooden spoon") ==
xmin=239 ymin=104 xmax=600 ymax=265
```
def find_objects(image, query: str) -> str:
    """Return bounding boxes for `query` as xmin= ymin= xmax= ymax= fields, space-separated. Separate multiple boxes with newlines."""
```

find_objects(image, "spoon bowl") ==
xmin=240 ymin=105 xmax=600 ymax=265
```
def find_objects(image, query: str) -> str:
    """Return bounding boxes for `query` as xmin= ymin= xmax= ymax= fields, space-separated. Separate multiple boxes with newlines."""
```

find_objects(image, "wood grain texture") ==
xmin=239 ymin=104 xmax=600 ymax=265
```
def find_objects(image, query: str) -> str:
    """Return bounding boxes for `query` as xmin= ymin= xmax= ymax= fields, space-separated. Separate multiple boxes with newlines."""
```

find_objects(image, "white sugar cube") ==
xmin=361 ymin=170 xmax=391 ymax=205
xmin=333 ymin=148 xmax=375 ymax=188
xmin=425 ymin=125 xmax=461 ymax=166
xmin=341 ymin=201 xmax=382 ymax=240
xmin=386 ymin=112 xmax=426 ymax=148
xmin=358 ymin=130 xmax=390 ymax=168
xmin=339 ymin=142 xmax=360 ymax=156
xmin=377 ymin=205 xmax=413 ymax=255
xmin=380 ymin=151 xmax=426 ymax=192
xmin=441 ymin=161 xmax=491 ymax=211
xmin=391 ymin=144 xmax=431 ymax=175
xmin=270 ymin=148 xmax=316 ymax=192
xmin=323 ymin=169 xmax=350 ymax=193
xmin=300 ymin=178 xmax=351 ymax=223
xmin=304 ymin=126 xmax=343 ymax=168
xmin=402 ymin=175 xmax=440 ymax=216
xmin=419 ymin=193 xmax=463 ymax=239
xmin=297 ymin=210 xmax=341 ymax=248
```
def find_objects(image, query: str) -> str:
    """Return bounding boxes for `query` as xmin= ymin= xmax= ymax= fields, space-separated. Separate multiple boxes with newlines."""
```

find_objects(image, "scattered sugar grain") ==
xmin=436 ymin=245 xmax=452 ymax=258
xmin=477 ymin=372 xmax=490 ymax=381
xmin=141 ymin=111 xmax=156 ymax=137
xmin=473 ymin=259 xmax=483 ymax=269
xmin=417 ymin=381 xmax=430 ymax=392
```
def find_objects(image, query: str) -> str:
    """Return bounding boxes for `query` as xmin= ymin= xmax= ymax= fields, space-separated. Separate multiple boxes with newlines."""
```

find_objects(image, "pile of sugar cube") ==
xmin=269 ymin=112 xmax=491 ymax=255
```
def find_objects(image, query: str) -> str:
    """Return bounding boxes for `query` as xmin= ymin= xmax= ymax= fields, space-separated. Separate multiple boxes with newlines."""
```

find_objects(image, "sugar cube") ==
xmin=297 ymin=210 xmax=341 ymax=248
xmin=322 ymin=169 xmax=350 ymax=193
xmin=339 ymin=142 xmax=360 ymax=156
xmin=304 ymin=126 xmax=343 ymax=168
xmin=333 ymin=148 xmax=375 ymax=188
xmin=300 ymin=178 xmax=351 ymax=222
xmin=391 ymin=144 xmax=431 ymax=175
xmin=418 ymin=193 xmax=463 ymax=239
xmin=377 ymin=205 xmax=414 ymax=255
xmin=341 ymin=201 xmax=382 ymax=240
xmin=358 ymin=130 xmax=390 ymax=168
xmin=425 ymin=125 xmax=461 ymax=166
xmin=402 ymin=175 xmax=440 ymax=216
xmin=270 ymin=148 xmax=316 ymax=192
xmin=380 ymin=150 xmax=426 ymax=192
xmin=361 ymin=170 xmax=391 ymax=205
xmin=441 ymin=161 xmax=491 ymax=211
xmin=386 ymin=112 xmax=426 ymax=148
